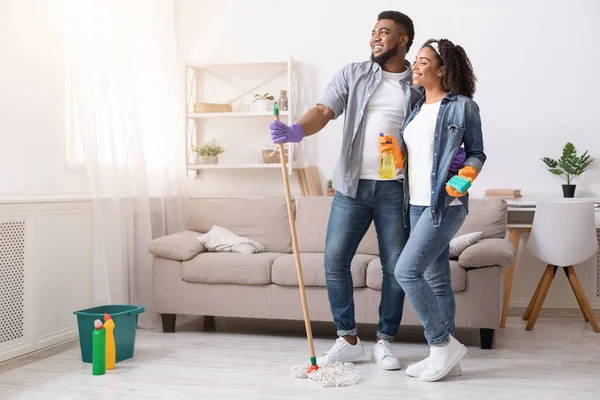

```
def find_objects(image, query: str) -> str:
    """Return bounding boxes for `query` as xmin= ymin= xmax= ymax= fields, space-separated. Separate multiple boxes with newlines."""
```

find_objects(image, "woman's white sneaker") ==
xmin=405 ymin=360 xmax=462 ymax=378
xmin=419 ymin=335 xmax=467 ymax=382
xmin=371 ymin=340 xmax=402 ymax=370
xmin=316 ymin=337 xmax=364 ymax=366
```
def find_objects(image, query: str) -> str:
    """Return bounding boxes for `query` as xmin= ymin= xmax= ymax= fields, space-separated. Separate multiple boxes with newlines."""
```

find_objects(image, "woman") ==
xmin=380 ymin=38 xmax=486 ymax=382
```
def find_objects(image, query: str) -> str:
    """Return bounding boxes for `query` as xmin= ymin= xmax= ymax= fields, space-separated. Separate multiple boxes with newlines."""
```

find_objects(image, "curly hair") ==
xmin=423 ymin=39 xmax=476 ymax=98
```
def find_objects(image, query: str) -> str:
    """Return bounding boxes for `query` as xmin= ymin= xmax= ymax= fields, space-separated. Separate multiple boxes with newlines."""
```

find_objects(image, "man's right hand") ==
xmin=270 ymin=120 xmax=304 ymax=143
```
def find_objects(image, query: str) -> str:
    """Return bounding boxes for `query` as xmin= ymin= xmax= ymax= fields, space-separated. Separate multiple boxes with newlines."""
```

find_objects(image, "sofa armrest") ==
xmin=458 ymin=238 xmax=514 ymax=269
xmin=148 ymin=231 xmax=206 ymax=261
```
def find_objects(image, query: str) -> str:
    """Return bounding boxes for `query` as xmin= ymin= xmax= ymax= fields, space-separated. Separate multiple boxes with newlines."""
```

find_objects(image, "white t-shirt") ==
xmin=403 ymin=101 xmax=442 ymax=206
xmin=359 ymin=69 xmax=411 ymax=180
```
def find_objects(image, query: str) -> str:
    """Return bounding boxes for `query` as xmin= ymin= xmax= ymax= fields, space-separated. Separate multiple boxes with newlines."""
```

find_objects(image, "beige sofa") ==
xmin=149 ymin=196 xmax=514 ymax=349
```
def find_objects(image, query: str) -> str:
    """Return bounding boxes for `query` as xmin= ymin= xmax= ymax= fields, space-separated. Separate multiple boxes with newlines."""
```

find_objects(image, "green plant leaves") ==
xmin=252 ymin=92 xmax=273 ymax=102
xmin=192 ymin=138 xmax=224 ymax=157
xmin=541 ymin=157 xmax=558 ymax=168
xmin=548 ymin=168 xmax=564 ymax=176
xmin=562 ymin=142 xmax=576 ymax=159
xmin=542 ymin=142 xmax=594 ymax=185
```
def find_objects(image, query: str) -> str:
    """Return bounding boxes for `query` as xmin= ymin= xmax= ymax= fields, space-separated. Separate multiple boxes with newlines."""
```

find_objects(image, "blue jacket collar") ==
xmin=414 ymin=90 xmax=458 ymax=109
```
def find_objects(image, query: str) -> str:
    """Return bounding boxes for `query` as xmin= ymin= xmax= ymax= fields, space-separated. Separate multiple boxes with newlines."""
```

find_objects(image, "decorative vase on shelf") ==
xmin=278 ymin=90 xmax=288 ymax=111
xmin=197 ymin=155 xmax=219 ymax=165
xmin=254 ymin=100 xmax=271 ymax=112
xmin=562 ymin=184 xmax=576 ymax=198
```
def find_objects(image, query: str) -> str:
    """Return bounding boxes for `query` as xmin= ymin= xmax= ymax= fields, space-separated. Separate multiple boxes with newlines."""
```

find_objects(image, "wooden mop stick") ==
xmin=273 ymin=102 xmax=318 ymax=371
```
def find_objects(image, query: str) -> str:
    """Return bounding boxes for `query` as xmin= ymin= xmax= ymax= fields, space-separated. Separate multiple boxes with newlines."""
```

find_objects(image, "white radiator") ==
xmin=0 ymin=219 xmax=27 ymax=349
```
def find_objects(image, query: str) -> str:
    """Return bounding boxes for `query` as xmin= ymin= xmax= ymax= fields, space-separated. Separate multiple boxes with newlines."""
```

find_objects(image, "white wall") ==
xmin=175 ymin=0 xmax=600 ymax=309
xmin=0 ymin=0 xmax=89 ymax=196
xmin=175 ymin=0 xmax=600 ymax=198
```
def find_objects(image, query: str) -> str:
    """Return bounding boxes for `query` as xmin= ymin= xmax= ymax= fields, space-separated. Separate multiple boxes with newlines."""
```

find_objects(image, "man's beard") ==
xmin=371 ymin=46 xmax=398 ymax=65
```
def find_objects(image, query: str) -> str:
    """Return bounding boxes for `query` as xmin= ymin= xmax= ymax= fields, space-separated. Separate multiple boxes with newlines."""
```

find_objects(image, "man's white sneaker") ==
xmin=405 ymin=360 xmax=462 ymax=378
xmin=419 ymin=335 xmax=467 ymax=382
xmin=316 ymin=337 xmax=365 ymax=366
xmin=371 ymin=340 xmax=402 ymax=370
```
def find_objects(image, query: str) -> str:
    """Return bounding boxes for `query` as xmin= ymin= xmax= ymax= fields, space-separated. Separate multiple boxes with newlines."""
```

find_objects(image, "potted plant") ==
xmin=253 ymin=92 xmax=275 ymax=112
xmin=327 ymin=179 xmax=335 ymax=196
xmin=541 ymin=142 xmax=594 ymax=198
xmin=192 ymin=138 xmax=224 ymax=165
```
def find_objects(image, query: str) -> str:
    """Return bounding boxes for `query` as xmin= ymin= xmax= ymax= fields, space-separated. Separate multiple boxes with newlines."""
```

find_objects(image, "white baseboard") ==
xmin=0 ymin=338 xmax=79 ymax=374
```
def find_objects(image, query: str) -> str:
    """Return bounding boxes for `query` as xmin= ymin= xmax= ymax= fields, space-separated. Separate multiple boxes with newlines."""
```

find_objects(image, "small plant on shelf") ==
xmin=253 ymin=92 xmax=275 ymax=112
xmin=192 ymin=139 xmax=224 ymax=165
xmin=327 ymin=179 xmax=335 ymax=196
xmin=253 ymin=92 xmax=275 ymax=102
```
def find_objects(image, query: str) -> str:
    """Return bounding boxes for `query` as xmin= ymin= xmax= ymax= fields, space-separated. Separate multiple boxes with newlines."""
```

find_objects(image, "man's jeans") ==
xmin=395 ymin=204 xmax=467 ymax=345
xmin=324 ymin=179 xmax=409 ymax=341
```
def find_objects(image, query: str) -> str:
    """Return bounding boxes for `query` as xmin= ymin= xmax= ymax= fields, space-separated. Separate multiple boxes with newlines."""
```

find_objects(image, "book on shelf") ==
xmin=484 ymin=189 xmax=522 ymax=198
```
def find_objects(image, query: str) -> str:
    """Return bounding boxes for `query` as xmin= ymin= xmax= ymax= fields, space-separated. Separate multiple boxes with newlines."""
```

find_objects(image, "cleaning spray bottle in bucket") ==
xmin=103 ymin=313 xmax=116 ymax=370
xmin=92 ymin=319 xmax=106 ymax=375
xmin=378 ymin=133 xmax=396 ymax=179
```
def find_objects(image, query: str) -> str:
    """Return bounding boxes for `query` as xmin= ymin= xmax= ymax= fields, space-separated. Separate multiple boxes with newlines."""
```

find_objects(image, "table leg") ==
xmin=501 ymin=227 xmax=522 ymax=328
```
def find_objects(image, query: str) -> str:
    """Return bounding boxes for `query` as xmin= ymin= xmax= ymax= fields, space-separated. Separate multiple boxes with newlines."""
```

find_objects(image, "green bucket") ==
xmin=73 ymin=304 xmax=145 ymax=364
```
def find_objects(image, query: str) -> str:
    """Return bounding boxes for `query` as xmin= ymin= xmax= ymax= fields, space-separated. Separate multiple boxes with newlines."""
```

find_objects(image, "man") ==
xmin=270 ymin=11 xmax=457 ymax=370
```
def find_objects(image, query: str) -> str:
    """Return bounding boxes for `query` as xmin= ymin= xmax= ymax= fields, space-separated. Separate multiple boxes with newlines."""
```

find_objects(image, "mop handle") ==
xmin=274 ymin=103 xmax=317 ymax=366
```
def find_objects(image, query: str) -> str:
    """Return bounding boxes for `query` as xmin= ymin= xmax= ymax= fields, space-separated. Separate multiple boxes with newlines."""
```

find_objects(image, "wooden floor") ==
xmin=1 ymin=311 xmax=599 ymax=399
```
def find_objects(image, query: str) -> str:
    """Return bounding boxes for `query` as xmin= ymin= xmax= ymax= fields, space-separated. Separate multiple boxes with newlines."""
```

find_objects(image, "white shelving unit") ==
xmin=185 ymin=58 xmax=298 ymax=177
xmin=188 ymin=162 xmax=299 ymax=170
xmin=187 ymin=111 xmax=290 ymax=119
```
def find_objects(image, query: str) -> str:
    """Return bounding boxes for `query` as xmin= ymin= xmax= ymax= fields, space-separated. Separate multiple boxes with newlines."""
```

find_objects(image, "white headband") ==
xmin=429 ymin=41 xmax=442 ymax=62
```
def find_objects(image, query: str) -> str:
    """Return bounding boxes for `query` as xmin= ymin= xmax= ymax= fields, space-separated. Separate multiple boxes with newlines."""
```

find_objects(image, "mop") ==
xmin=273 ymin=102 xmax=362 ymax=388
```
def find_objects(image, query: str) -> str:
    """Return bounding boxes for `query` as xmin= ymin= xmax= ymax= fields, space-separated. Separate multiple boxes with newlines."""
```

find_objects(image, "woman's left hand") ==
xmin=446 ymin=166 xmax=478 ymax=197
xmin=446 ymin=185 xmax=468 ymax=197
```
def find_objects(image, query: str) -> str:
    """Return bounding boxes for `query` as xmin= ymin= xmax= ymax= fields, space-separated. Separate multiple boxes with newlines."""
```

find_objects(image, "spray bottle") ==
xmin=103 ymin=313 xmax=116 ymax=370
xmin=378 ymin=133 xmax=396 ymax=179
xmin=92 ymin=319 xmax=106 ymax=375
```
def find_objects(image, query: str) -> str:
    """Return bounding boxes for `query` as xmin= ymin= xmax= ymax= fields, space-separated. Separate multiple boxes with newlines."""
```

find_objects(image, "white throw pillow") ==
xmin=449 ymin=231 xmax=483 ymax=259
xmin=197 ymin=225 xmax=267 ymax=254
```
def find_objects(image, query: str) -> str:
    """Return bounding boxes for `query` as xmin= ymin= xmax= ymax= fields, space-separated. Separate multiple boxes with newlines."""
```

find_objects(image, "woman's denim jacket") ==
xmin=399 ymin=91 xmax=487 ymax=228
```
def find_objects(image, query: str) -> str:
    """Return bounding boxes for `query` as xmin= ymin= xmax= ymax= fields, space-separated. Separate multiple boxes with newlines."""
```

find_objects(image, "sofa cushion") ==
xmin=455 ymin=198 xmax=507 ymax=240
xmin=459 ymin=238 xmax=515 ymax=268
xmin=366 ymin=258 xmax=466 ymax=292
xmin=148 ymin=231 xmax=205 ymax=261
xmin=449 ymin=231 xmax=483 ymax=259
xmin=198 ymin=225 xmax=267 ymax=254
xmin=181 ymin=252 xmax=284 ymax=285
xmin=295 ymin=196 xmax=379 ymax=255
xmin=271 ymin=253 xmax=376 ymax=287
xmin=185 ymin=196 xmax=292 ymax=253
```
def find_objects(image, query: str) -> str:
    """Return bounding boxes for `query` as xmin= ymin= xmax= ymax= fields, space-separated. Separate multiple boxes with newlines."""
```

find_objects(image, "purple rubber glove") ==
xmin=450 ymin=147 xmax=466 ymax=173
xmin=270 ymin=120 xmax=304 ymax=143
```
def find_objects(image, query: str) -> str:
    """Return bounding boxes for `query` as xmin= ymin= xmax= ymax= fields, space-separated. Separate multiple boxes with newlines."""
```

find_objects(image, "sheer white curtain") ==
xmin=64 ymin=0 xmax=186 ymax=328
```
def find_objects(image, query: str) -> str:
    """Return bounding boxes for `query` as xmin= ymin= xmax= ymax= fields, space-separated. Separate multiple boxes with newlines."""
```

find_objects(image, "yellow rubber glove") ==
xmin=446 ymin=166 xmax=478 ymax=197
xmin=378 ymin=134 xmax=405 ymax=169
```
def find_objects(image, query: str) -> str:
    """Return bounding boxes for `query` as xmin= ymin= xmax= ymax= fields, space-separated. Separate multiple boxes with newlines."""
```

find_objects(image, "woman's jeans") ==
xmin=325 ymin=179 xmax=409 ymax=341
xmin=394 ymin=204 xmax=467 ymax=345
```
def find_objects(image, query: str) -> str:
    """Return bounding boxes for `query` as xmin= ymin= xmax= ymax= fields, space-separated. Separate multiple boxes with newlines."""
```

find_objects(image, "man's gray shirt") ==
xmin=318 ymin=60 xmax=422 ymax=198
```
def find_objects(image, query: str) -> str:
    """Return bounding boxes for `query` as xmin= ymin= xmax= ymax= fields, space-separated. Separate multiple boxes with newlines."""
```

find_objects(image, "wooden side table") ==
xmin=500 ymin=226 xmax=531 ymax=328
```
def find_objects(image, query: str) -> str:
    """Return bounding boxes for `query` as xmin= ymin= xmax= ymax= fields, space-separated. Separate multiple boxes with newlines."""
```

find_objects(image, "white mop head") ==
xmin=291 ymin=361 xmax=363 ymax=387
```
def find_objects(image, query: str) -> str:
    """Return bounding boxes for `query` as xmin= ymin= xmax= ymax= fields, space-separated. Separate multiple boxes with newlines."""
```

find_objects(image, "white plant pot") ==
xmin=254 ymin=99 xmax=272 ymax=112
xmin=197 ymin=155 xmax=219 ymax=165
